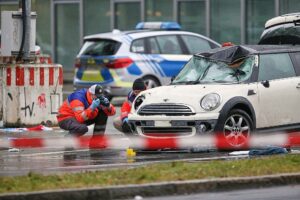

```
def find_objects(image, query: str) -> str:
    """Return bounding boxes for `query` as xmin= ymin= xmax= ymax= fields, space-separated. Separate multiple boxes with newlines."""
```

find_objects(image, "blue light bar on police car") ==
xmin=135 ymin=22 xmax=181 ymax=30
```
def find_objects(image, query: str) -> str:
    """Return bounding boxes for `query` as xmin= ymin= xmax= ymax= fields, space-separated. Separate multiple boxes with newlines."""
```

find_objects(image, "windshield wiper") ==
xmin=171 ymin=80 xmax=200 ymax=85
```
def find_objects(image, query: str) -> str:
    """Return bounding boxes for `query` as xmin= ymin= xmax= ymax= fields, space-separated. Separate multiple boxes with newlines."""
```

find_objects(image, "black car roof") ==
xmin=196 ymin=45 xmax=300 ymax=64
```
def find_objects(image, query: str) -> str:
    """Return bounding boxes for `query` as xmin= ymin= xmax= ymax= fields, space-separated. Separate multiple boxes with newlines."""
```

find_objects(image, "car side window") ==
xmin=258 ymin=53 xmax=296 ymax=81
xmin=289 ymin=52 xmax=300 ymax=76
xmin=131 ymin=38 xmax=146 ymax=53
xmin=156 ymin=35 xmax=183 ymax=54
xmin=181 ymin=35 xmax=212 ymax=54
xmin=148 ymin=37 xmax=160 ymax=54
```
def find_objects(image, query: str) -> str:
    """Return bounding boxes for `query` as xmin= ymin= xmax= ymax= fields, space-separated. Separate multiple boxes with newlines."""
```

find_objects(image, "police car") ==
xmin=73 ymin=22 xmax=221 ymax=98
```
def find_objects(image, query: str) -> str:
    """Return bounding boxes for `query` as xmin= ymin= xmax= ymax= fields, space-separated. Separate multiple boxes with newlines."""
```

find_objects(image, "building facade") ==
xmin=1 ymin=0 xmax=300 ymax=72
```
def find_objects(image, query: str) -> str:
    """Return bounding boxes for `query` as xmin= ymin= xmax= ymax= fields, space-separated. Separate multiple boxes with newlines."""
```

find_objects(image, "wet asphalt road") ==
xmin=0 ymin=146 xmax=232 ymax=177
xmin=0 ymin=103 xmax=234 ymax=177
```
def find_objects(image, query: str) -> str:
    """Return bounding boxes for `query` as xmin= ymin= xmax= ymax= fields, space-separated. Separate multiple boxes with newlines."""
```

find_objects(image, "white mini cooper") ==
xmin=128 ymin=45 xmax=300 ymax=148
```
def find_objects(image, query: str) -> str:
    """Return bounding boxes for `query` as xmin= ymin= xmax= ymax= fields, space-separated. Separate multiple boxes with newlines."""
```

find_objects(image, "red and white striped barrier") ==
xmin=5 ymin=65 xmax=63 ymax=87
xmin=1 ymin=132 xmax=300 ymax=150
xmin=0 ymin=58 xmax=63 ymax=126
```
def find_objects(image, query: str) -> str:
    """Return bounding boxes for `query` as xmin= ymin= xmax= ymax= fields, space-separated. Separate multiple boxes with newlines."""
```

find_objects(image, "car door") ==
xmin=147 ymin=35 xmax=190 ymax=84
xmin=256 ymin=53 xmax=300 ymax=128
xmin=130 ymin=35 xmax=188 ymax=82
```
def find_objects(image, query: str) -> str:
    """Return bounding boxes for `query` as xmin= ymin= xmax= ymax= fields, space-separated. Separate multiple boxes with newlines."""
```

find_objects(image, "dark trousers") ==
xmin=58 ymin=109 xmax=108 ymax=137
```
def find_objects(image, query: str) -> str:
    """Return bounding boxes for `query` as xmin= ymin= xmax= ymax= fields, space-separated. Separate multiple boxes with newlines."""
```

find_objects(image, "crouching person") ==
xmin=57 ymin=84 xmax=116 ymax=137
xmin=113 ymin=78 xmax=147 ymax=134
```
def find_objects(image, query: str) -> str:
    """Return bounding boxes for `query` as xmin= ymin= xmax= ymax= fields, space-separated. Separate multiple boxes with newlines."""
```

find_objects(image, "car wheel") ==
xmin=143 ymin=76 xmax=160 ymax=89
xmin=221 ymin=109 xmax=253 ymax=148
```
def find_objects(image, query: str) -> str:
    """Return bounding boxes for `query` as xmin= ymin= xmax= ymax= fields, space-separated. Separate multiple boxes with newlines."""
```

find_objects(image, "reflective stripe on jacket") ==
xmin=56 ymin=89 xmax=98 ymax=123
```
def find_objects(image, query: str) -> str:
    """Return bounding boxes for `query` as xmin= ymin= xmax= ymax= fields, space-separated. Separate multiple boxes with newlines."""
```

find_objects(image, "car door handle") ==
xmin=297 ymin=83 xmax=300 ymax=89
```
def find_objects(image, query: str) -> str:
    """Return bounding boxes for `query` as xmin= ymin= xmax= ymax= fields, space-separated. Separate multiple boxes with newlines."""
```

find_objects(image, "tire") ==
xmin=142 ymin=76 xmax=160 ymax=89
xmin=217 ymin=109 xmax=253 ymax=148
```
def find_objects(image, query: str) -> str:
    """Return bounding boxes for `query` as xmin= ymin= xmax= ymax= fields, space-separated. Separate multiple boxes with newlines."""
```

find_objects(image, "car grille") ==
xmin=138 ymin=104 xmax=194 ymax=116
xmin=141 ymin=127 xmax=192 ymax=137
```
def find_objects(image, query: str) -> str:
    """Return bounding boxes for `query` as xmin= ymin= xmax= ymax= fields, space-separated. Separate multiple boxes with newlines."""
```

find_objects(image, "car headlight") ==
xmin=200 ymin=93 xmax=221 ymax=111
xmin=134 ymin=94 xmax=145 ymax=110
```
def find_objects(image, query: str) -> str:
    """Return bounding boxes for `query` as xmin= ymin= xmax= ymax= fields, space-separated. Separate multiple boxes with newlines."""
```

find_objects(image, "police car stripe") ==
xmin=121 ymin=36 xmax=130 ymax=45
xmin=134 ymin=53 xmax=152 ymax=74
xmin=122 ymin=35 xmax=132 ymax=45
xmin=126 ymin=34 xmax=133 ymax=41
xmin=147 ymin=55 xmax=166 ymax=77
xmin=140 ymin=54 xmax=159 ymax=75
xmin=153 ymin=61 xmax=166 ymax=77
xmin=144 ymin=54 xmax=163 ymax=76
xmin=145 ymin=54 xmax=165 ymax=77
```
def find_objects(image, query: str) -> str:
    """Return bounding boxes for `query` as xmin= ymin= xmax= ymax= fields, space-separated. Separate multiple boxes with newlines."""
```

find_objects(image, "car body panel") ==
xmin=257 ymin=77 xmax=300 ymax=127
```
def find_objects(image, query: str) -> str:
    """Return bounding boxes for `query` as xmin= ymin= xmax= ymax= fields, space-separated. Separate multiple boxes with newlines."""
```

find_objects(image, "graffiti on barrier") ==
xmin=7 ymin=93 xmax=13 ymax=101
xmin=21 ymin=88 xmax=34 ymax=117
xmin=37 ymin=93 xmax=46 ymax=108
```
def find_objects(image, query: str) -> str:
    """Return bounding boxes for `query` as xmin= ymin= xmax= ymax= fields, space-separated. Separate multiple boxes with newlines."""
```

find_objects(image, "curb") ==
xmin=1 ymin=173 xmax=300 ymax=200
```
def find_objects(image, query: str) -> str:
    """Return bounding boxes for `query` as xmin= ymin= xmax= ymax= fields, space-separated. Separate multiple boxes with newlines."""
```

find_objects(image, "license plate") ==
xmin=155 ymin=121 xmax=171 ymax=127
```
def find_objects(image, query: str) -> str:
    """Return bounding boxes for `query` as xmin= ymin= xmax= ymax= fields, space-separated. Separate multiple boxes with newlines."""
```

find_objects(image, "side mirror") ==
xmin=261 ymin=80 xmax=270 ymax=88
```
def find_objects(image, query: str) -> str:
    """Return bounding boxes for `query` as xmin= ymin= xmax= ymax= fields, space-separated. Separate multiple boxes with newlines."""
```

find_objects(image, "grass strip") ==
xmin=1 ymin=154 xmax=300 ymax=194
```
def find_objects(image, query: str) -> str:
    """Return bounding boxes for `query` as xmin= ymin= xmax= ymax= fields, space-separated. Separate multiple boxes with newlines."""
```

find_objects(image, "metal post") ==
xmin=24 ymin=0 xmax=31 ymax=60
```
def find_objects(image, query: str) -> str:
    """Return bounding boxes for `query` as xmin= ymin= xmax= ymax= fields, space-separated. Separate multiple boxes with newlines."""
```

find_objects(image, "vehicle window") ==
xmin=258 ymin=53 xmax=296 ymax=81
xmin=148 ymin=37 xmax=160 ymax=54
xmin=78 ymin=39 xmax=120 ymax=56
xmin=131 ymin=38 xmax=146 ymax=53
xmin=290 ymin=52 xmax=300 ymax=76
xmin=181 ymin=35 xmax=211 ymax=54
xmin=156 ymin=35 xmax=183 ymax=54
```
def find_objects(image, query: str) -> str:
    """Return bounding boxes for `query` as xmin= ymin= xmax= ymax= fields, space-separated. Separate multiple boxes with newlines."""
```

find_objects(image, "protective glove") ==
xmin=122 ymin=117 xmax=128 ymax=124
xmin=122 ymin=120 xmax=132 ymax=134
xmin=90 ymin=98 xmax=100 ymax=110
xmin=100 ymin=96 xmax=110 ymax=107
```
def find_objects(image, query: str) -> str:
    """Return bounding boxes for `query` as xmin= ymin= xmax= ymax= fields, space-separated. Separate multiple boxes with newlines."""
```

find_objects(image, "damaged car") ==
xmin=129 ymin=45 xmax=300 ymax=148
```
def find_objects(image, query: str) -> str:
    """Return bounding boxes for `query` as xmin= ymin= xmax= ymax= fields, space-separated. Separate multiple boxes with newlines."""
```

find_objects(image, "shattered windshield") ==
xmin=172 ymin=55 xmax=255 ymax=84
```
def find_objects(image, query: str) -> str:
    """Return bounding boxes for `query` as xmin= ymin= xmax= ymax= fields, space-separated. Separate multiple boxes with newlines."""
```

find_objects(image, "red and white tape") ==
xmin=1 ymin=132 xmax=300 ymax=150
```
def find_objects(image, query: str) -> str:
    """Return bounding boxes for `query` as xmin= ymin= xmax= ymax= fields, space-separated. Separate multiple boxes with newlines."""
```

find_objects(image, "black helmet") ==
xmin=132 ymin=78 xmax=146 ymax=90
xmin=89 ymin=84 xmax=103 ymax=97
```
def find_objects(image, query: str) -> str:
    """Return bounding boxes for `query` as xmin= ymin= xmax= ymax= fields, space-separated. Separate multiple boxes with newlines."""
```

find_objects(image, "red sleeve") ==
xmin=100 ymin=104 xmax=116 ymax=116
xmin=120 ymin=101 xmax=131 ymax=120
